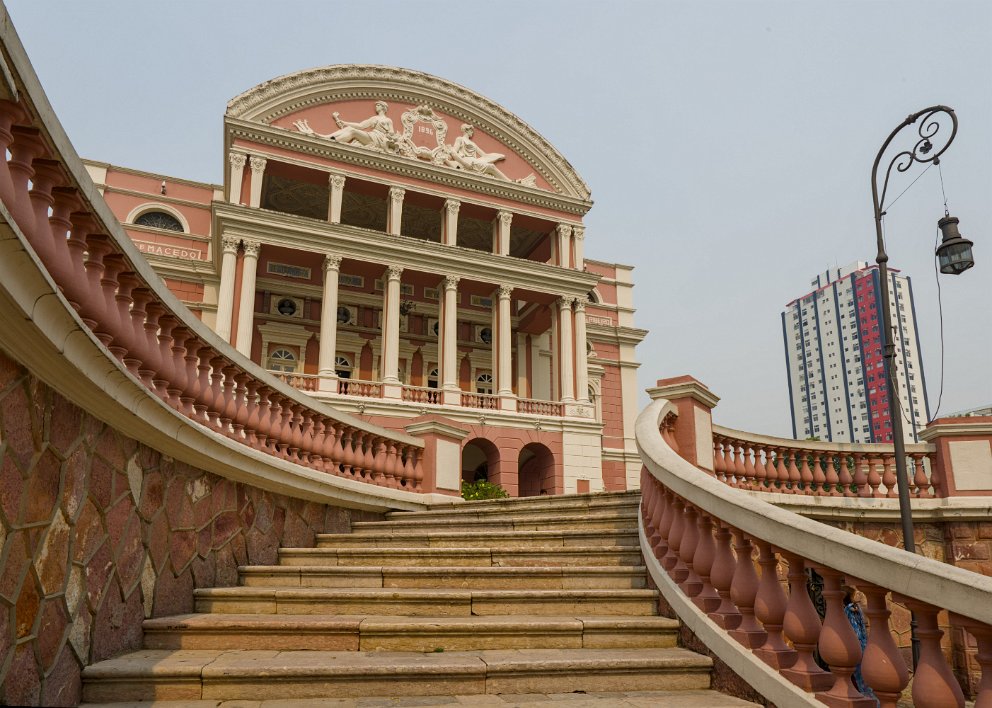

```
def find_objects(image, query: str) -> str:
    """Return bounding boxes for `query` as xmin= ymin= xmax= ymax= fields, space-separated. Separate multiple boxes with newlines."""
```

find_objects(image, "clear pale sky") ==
xmin=7 ymin=1 xmax=990 ymax=436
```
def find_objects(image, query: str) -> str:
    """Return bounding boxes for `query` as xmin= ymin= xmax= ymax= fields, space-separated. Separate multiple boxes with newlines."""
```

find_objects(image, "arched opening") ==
xmin=518 ymin=442 xmax=555 ymax=497
xmin=335 ymin=355 xmax=352 ymax=379
xmin=476 ymin=372 xmax=493 ymax=394
xmin=461 ymin=437 xmax=500 ymax=485
xmin=267 ymin=347 xmax=298 ymax=373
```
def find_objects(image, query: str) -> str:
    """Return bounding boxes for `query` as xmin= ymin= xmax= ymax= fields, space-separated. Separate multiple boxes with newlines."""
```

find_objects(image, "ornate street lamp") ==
xmin=870 ymin=104 xmax=973 ymax=667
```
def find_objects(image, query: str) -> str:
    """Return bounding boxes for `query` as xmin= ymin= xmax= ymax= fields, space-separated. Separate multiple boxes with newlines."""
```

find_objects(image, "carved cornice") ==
xmin=227 ymin=120 xmax=590 ymax=216
xmin=224 ymin=65 xmax=591 ymax=201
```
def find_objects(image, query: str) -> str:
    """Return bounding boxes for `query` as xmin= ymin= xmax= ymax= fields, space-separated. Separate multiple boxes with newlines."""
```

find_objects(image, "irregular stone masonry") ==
xmin=0 ymin=349 xmax=381 ymax=706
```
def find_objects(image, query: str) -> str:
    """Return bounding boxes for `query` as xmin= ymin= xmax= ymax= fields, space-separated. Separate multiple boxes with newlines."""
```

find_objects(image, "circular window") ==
xmin=337 ymin=306 xmax=352 ymax=324
xmin=134 ymin=210 xmax=183 ymax=232
xmin=480 ymin=327 xmax=492 ymax=344
xmin=277 ymin=298 xmax=297 ymax=316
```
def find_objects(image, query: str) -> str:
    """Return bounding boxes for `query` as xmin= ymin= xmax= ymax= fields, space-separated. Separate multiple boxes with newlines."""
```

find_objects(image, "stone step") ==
xmin=315 ymin=528 xmax=640 ymax=549
xmin=424 ymin=490 xmax=640 ymax=513
xmin=239 ymin=565 xmax=647 ymax=590
xmin=193 ymin=587 xmax=660 ymax=617
xmin=352 ymin=512 xmax=638 ymax=533
xmin=142 ymin=614 xmax=679 ymax=652
xmin=80 ymin=689 xmax=756 ymax=707
xmin=394 ymin=497 xmax=641 ymax=520
xmin=81 ymin=647 xmax=711 ymax=703
xmin=276 ymin=546 xmax=644 ymax=568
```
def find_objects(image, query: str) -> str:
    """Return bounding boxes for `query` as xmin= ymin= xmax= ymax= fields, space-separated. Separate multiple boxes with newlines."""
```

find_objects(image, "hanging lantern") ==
xmin=935 ymin=215 xmax=975 ymax=275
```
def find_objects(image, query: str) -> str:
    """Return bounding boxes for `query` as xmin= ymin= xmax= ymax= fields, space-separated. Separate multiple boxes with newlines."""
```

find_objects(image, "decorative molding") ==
xmin=444 ymin=199 xmax=460 ymax=215
xmin=443 ymin=274 xmax=460 ymax=290
xmin=497 ymin=284 xmax=513 ymax=300
xmin=228 ymin=152 xmax=247 ymax=169
xmin=328 ymin=173 xmax=346 ymax=189
xmin=387 ymin=264 xmax=404 ymax=280
xmin=558 ymin=295 xmax=576 ymax=308
xmin=221 ymin=236 xmax=241 ymax=254
xmin=573 ymin=225 xmax=585 ymax=241
xmin=388 ymin=186 xmax=406 ymax=202
xmin=573 ymin=299 xmax=586 ymax=313
xmin=556 ymin=223 xmax=573 ymax=238
xmin=223 ymin=65 xmax=591 ymax=200
xmin=497 ymin=210 xmax=513 ymax=227
xmin=249 ymin=156 xmax=267 ymax=173
xmin=323 ymin=254 xmax=343 ymax=273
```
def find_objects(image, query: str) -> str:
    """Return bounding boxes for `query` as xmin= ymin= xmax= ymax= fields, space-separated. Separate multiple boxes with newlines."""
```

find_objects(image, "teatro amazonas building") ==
xmin=85 ymin=65 xmax=646 ymax=497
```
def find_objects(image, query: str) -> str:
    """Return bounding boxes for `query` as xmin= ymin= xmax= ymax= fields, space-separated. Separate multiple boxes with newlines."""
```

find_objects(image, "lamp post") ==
xmin=870 ymin=105 xmax=974 ymax=667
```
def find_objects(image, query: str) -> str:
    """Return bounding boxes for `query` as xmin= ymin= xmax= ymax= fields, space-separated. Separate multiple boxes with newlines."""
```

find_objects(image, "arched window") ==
xmin=268 ymin=348 xmax=297 ymax=373
xmin=335 ymin=355 xmax=352 ymax=379
xmin=134 ymin=210 xmax=184 ymax=232
xmin=427 ymin=368 xmax=439 ymax=389
xmin=476 ymin=372 xmax=493 ymax=395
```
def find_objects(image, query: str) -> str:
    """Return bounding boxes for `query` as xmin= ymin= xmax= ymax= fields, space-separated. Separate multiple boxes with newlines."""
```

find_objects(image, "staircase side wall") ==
xmin=0 ymin=347 xmax=383 ymax=706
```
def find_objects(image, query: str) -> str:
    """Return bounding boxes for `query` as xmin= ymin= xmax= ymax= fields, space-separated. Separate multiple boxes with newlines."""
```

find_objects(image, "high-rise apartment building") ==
xmin=782 ymin=261 xmax=928 ymax=443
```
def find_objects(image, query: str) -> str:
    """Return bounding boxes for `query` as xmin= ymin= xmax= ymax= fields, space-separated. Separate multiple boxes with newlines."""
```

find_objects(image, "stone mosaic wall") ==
xmin=0 ymin=349 xmax=382 ymax=706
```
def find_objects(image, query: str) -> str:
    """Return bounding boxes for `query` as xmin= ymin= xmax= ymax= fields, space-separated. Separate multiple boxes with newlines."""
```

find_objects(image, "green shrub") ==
xmin=461 ymin=480 xmax=509 ymax=501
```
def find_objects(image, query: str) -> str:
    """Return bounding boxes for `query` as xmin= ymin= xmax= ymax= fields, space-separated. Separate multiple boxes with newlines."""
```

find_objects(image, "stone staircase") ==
xmin=81 ymin=491 xmax=750 ymax=706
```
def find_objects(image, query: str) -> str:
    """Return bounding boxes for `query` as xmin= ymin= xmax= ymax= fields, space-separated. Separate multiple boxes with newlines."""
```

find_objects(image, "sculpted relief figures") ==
xmin=292 ymin=102 xmax=538 ymax=188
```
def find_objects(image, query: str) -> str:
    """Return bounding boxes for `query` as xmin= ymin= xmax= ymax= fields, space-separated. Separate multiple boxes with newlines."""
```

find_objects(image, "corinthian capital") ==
xmin=388 ymin=186 xmax=406 ymax=202
xmin=323 ymin=254 xmax=343 ymax=273
xmin=443 ymin=275 xmax=460 ymax=291
xmin=556 ymin=224 xmax=573 ymax=239
xmin=573 ymin=225 xmax=585 ymax=241
xmin=497 ymin=284 xmax=513 ymax=300
xmin=444 ymin=199 xmax=460 ymax=215
xmin=328 ymin=173 xmax=346 ymax=190
xmin=497 ymin=211 xmax=513 ymax=227
xmin=221 ymin=235 xmax=241 ymax=254
xmin=228 ymin=152 xmax=247 ymax=170
xmin=248 ymin=156 xmax=267 ymax=173
xmin=558 ymin=295 xmax=575 ymax=308
xmin=386 ymin=264 xmax=404 ymax=280
xmin=242 ymin=239 xmax=261 ymax=258
xmin=573 ymin=299 xmax=586 ymax=313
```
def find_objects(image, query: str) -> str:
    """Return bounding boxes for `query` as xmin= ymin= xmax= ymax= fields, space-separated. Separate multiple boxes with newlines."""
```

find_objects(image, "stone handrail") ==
xmin=268 ymin=370 xmax=319 ymax=392
xmin=638 ymin=398 xmax=991 ymax=707
xmin=338 ymin=378 xmax=383 ymax=398
xmin=0 ymin=16 xmax=425 ymax=495
xmin=518 ymin=397 xmax=564 ymax=417
xmin=712 ymin=424 xmax=937 ymax=498
xmin=402 ymin=384 xmax=441 ymax=405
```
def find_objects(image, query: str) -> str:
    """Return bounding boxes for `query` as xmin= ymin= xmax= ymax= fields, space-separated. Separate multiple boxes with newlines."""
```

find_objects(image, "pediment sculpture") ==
xmin=293 ymin=103 xmax=538 ymax=188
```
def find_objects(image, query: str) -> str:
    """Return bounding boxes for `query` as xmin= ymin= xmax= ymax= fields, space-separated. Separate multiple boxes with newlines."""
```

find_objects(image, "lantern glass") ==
xmin=937 ymin=238 xmax=975 ymax=274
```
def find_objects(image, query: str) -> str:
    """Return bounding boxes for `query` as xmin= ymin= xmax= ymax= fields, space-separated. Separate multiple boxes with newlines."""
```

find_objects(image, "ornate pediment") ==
xmin=292 ymin=102 xmax=538 ymax=187
xmin=225 ymin=65 xmax=590 ymax=200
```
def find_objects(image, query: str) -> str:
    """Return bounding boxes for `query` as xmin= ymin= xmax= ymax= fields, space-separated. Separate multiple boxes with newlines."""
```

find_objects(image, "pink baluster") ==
xmin=859 ymin=584 xmax=909 ymax=708
xmin=300 ymin=411 xmax=318 ymax=466
xmin=743 ymin=445 xmax=757 ymax=490
xmin=866 ymin=455 xmax=883 ymax=497
xmin=777 ymin=447 xmax=791 ymax=493
xmin=691 ymin=512 xmax=720 ymax=613
xmin=154 ymin=315 xmax=179 ymax=407
xmin=853 ymin=453 xmax=870 ymax=498
xmin=114 ymin=273 xmax=143 ymax=377
xmin=249 ymin=386 xmax=272 ymax=451
xmin=728 ymin=531 xmax=766 ymax=649
xmin=912 ymin=453 xmax=931 ymax=498
xmin=678 ymin=504 xmax=702 ymax=597
xmin=712 ymin=439 xmax=726 ymax=481
xmin=385 ymin=442 xmax=400 ymax=488
xmin=811 ymin=453 xmax=827 ymax=496
xmin=339 ymin=428 xmax=355 ymax=477
xmin=405 ymin=445 xmax=420 ymax=489
xmin=928 ymin=451 xmax=945 ymax=497
xmin=652 ymin=486 xmax=674 ymax=563
xmin=8 ymin=126 xmax=47 ymax=232
xmin=781 ymin=553 xmax=832 ymax=692
xmin=666 ymin=497 xmax=687 ymax=581
xmin=764 ymin=447 xmax=780 ymax=492
xmin=956 ymin=620 xmax=992 ymax=708
xmin=167 ymin=328 xmax=192 ymax=410
xmin=276 ymin=398 xmax=294 ymax=459
xmin=322 ymin=422 xmax=341 ymax=474
xmin=734 ymin=443 xmax=747 ymax=489
xmin=787 ymin=449 xmax=802 ymax=494
xmin=238 ymin=380 xmax=260 ymax=447
xmin=178 ymin=338 xmax=204 ymax=419
xmin=80 ymin=233 xmax=112 ymax=342
xmin=24 ymin=157 xmax=62 ymax=264
xmin=45 ymin=186 xmax=81 ymax=307
xmin=140 ymin=302 xmax=166 ymax=396
xmin=901 ymin=599 xmax=965 ymax=708
xmin=839 ymin=454 xmax=855 ymax=498
xmin=815 ymin=569 xmax=875 ymax=707
xmin=708 ymin=521 xmax=741 ymax=630
xmin=799 ymin=450 xmax=814 ymax=496
xmin=98 ymin=254 xmax=127 ymax=358
xmin=191 ymin=347 xmax=216 ymax=424
xmin=0 ymin=100 xmax=27 ymax=206
xmin=753 ymin=541 xmax=797 ymax=669
xmin=218 ymin=366 xmax=241 ymax=438
xmin=752 ymin=445 xmax=767 ymax=490
xmin=882 ymin=454 xmax=898 ymax=498
xmin=207 ymin=355 xmax=228 ymax=429
xmin=824 ymin=452 xmax=841 ymax=497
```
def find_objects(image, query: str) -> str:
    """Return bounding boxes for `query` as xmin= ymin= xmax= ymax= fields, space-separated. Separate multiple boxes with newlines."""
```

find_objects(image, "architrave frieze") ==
xmin=226 ymin=119 xmax=591 ymax=217
xmin=224 ymin=65 xmax=591 ymax=201
xmin=212 ymin=202 xmax=599 ymax=300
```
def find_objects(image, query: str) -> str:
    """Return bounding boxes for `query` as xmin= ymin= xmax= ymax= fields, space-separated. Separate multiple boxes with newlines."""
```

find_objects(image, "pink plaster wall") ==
xmin=0 ymin=348 xmax=382 ymax=706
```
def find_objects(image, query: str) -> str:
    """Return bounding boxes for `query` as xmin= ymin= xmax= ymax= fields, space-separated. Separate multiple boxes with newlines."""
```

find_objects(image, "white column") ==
xmin=381 ymin=265 xmax=403 ymax=391
xmin=574 ymin=299 xmax=589 ymax=403
xmin=443 ymin=199 xmax=459 ymax=246
xmin=573 ymin=225 xmax=585 ymax=270
xmin=496 ymin=211 xmax=512 ymax=256
xmin=228 ymin=153 xmax=246 ymax=205
xmin=318 ymin=255 xmax=343 ymax=391
xmin=558 ymin=296 xmax=575 ymax=402
xmin=248 ymin=156 xmax=266 ymax=208
xmin=387 ymin=186 xmax=405 ymax=235
xmin=328 ymin=174 xmax=345 ymax=223
xmin=516 ymin=332 xmax=529 ymax=399
xmin=234 ymin=239 xmax=261 ymax=357
xmin=556 ymin=224 xmax=573 ymax=268
xmin=440 ymin=275 xmax=460 ymax=404
xmin=496 ymin=286 xmax=514 ymax=407
xmin=214 ymin=236 xmax=240 ymax=342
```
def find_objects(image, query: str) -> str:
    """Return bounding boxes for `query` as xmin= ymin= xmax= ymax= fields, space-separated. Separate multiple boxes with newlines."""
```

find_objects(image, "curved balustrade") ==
xmin=638 ymin=399 xmax=992 ymax=707
xmin=0 ymin=40 xmax=424 ymax=493
xmin=712 ymin=425 xmax=936 ymax=498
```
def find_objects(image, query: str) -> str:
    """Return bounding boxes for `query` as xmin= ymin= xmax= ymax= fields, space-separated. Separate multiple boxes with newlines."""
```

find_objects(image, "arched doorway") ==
xmin=461 ymin=438 xmax=500 ymax=485
xmin=518 ymin=442 xmax=555 ymax=497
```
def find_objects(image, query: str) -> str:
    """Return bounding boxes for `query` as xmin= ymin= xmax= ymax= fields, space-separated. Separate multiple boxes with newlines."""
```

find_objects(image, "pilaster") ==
xmin=228 ymin=152 xmax=246 ymax=205
xmin=248 ymin=156 xmax=267 ymax=208
xmin=556 ymin=224 xmax=573 ymax=268
xmin=443 ymin=199 xmax=460 ymax=246
xmin=495 ymin=210 xmax=512 ymax=256
xmin=573 ymin=225 xmax=585 ymax=270
xmin=387 ymin=186 xmax=405 ymax=236
xmin=558 ymin=295 xmax=575 ymax=402
xmin=328 ymin=173 xmax=345 ymax=223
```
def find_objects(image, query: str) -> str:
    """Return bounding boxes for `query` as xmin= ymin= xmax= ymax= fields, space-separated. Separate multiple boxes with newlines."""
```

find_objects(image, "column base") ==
xmin=441 ymin=388 xmax=461 ymax=406
xmin=318 ymin=374 xmax=338 ymax=393
xmin=499 ymin=394 xmax=517 ymax=412
xmin=381 ymin=381 xmax=403 ymax=400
